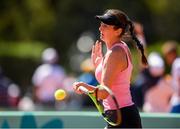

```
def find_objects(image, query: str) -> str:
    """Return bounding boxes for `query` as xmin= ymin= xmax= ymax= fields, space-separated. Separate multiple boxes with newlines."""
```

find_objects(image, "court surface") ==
xmin=0 ymin=111 xmax=180 ymax=128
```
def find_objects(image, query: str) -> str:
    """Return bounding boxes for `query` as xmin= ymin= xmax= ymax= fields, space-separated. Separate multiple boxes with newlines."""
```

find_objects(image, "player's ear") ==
xmin=115 ymin=28 xmax=123 ymax=36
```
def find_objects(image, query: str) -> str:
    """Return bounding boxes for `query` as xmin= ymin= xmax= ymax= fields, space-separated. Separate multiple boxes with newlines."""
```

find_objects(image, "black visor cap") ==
xmin=95 ymin=14 xmax=124 ymax=28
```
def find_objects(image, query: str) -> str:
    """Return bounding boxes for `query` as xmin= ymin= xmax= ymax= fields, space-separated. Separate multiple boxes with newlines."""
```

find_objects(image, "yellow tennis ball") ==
xmin=54 ymin=89 xmax=66 ymax=100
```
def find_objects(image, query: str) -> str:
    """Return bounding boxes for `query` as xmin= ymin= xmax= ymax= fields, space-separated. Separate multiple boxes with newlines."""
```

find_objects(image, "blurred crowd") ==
xmin=0 ymin=22 xmax=179 ymax=113
xmin=131 ymin=22 xmax=180 ymax=113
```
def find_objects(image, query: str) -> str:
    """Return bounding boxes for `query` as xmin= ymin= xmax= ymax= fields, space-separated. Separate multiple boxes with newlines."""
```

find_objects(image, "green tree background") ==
xmin=0 ymin=0 xmax=179 ymax=95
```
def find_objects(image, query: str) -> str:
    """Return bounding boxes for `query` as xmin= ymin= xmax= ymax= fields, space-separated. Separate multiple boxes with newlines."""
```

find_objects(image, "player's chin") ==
xmin=100 ymin=37 xmax=105 ymax=43
xmin=100 ymin=35 xmax=103 ymax=40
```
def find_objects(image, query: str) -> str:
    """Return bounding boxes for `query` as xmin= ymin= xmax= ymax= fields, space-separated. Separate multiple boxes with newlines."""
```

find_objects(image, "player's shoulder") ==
xmin=111 ymin=45 xmax=126 ymax=57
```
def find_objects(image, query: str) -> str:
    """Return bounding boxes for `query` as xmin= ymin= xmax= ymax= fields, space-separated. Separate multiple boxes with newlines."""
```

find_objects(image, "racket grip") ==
xmin=78 ymin=86 xmax=89 ymax=94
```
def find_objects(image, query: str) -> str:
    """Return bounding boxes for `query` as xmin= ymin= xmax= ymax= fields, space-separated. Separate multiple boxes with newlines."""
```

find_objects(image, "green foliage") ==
xmin=0 ymin=41 xmax=47 ymax=59
xmin=0 ymin=0 xmax=56 ymax=41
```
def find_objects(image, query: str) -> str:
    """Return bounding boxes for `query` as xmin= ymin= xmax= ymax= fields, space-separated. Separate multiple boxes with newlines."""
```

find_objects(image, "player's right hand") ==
xmin=73 ymin=82 xmax=88 ymax=94
xmin=91 ymin=40 xmax=103 ymax=68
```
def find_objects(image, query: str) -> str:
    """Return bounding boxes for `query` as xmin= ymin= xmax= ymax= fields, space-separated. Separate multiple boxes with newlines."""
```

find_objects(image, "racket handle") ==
xmin=78 ymin=86 xmax=89 ymax=94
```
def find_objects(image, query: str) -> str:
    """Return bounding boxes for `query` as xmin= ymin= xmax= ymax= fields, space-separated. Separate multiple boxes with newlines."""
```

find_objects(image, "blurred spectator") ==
xmin=170 ymin=58 xmax=180 ymax=113
xmin=79 ymin=58 xmax=99 ymax=86
xmin=162 ymin=40 xmax=178 ymax=74
xmin=32 ymin=48 xmax=66 ymax=108
xmin=0 ymin=66 xmax=20 ymax=108
xmin=78 ymin=58 xmax=99 ymax=107
xmin=131 ymin=52 xmax=165 ymax=109
xmin=142 ymin=52 xmax=174 ymax=112
xmin=143 ymin=74 xmax=174 ymax=112
xmin=18 ymin=95 xmax=35 ymax=111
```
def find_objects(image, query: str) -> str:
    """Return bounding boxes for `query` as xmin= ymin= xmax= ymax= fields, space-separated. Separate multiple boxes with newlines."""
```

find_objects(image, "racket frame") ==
xmin=78 ymin=85 xmax=122 ymax=126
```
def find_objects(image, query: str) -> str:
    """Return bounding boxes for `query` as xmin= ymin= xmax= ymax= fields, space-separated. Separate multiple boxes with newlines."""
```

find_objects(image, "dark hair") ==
xmin=108 ymin=9 xmax=148 ymax=66
xmin=128 ymin=20 xmax=148 ymax=66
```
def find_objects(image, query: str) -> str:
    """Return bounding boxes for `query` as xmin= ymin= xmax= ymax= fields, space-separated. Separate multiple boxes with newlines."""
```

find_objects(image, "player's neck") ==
xmin=106 ymin=40 xmax=121 ymax=50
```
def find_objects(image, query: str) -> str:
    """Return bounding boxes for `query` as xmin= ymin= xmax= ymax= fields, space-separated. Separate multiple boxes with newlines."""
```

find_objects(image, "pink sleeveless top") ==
xmin=95 ymin=42 xmax=134 ymax=110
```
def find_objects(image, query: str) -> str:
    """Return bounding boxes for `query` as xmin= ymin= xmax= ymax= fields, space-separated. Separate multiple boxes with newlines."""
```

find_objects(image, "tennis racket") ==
xmin=78 ymin=85 xmax=122 ymax=126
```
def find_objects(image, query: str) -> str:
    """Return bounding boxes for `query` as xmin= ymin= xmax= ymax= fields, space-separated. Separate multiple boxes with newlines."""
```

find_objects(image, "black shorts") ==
xmin=105 ymin=104 xmax=142 ymax=128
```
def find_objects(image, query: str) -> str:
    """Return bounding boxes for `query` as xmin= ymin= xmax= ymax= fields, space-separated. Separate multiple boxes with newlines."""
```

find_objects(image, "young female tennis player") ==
xmin=73 ymin=9 xmax=148 ymax=128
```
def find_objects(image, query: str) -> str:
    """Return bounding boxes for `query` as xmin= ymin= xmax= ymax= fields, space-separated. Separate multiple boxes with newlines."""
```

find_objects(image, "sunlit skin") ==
xmin=73 ymin=22 xmax=130 ymax=99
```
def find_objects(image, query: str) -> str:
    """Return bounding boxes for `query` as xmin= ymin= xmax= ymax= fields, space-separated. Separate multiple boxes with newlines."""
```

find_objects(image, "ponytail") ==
xmin=128 ymin=21 xmax=148 ymax=66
